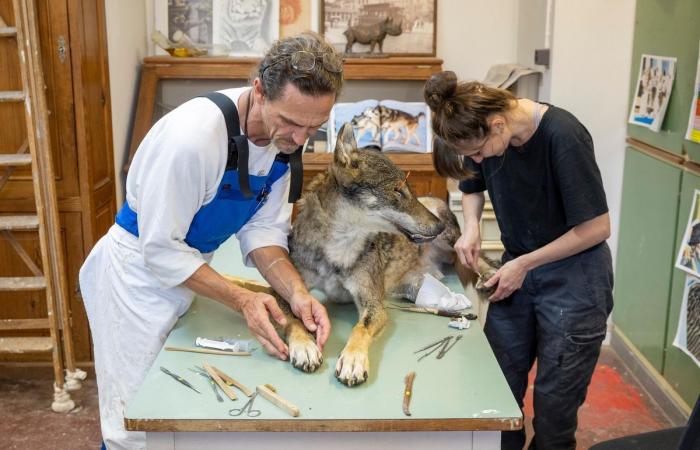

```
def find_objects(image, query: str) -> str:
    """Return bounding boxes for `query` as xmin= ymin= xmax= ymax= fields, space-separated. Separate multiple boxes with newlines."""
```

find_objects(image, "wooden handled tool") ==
xmin=403 ymin=371 xmax=416 ymax=416
xmin=256 ymin=384 xmax=300 ymax=417
xmin=203 ymin=362 xmax=238 ymax=401
xmin=211 ymin=366 xmax=254 ymax=397
xmin=164 ymin=346 xmax=251 ymax=356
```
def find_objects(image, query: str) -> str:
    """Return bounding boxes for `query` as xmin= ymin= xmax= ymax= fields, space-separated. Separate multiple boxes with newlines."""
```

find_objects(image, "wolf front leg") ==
xmin=275 ymin=296 xmax=323 ymax=373
xmin=335 ymin=302 xmax=387 ymax=386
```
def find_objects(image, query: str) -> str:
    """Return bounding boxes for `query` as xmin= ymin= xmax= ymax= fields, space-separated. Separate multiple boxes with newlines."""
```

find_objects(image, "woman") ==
xmin=424 ymin=71 xmax=613 ymax=450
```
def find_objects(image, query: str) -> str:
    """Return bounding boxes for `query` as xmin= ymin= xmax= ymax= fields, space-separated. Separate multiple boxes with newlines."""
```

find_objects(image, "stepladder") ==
xmin=0 ymin=0 xmax=86 ymax=411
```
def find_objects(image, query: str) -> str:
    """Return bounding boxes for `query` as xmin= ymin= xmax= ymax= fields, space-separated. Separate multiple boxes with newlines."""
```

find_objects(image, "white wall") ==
xmin=104 ymin=1 xmax=149 ymax=206
xmin=547 ymin=0 xmax=636 ymax=264
xmin=437 ymin=0 xmax=520 ymax=81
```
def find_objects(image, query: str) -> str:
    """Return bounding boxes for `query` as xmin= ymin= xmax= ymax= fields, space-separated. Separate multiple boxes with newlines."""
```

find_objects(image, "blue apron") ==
xmin=115 ymin=91 xmax=304 ymax=254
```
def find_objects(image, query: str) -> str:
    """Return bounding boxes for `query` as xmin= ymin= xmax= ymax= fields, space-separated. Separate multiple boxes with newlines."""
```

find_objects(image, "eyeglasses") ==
xmin=260 ymin=50 xmax=344 ymax=78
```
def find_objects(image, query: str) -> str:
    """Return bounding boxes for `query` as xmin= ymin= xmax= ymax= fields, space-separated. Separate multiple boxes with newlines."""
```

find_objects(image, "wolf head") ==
xmin=331 ymin=123 xmax=444 ymax=243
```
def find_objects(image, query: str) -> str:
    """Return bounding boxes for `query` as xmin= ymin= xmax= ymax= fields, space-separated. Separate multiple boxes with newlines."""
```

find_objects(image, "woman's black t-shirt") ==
xmin=458 ymin=105 xmax=608 ymax=257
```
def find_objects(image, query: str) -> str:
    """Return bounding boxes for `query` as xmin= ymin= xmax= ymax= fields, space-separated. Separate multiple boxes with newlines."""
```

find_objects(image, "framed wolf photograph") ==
xmin=322 ymin=0 xmax=437 ymax=56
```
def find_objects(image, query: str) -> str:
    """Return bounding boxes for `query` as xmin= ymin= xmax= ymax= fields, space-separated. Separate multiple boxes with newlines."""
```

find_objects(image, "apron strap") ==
xmin=198 ymin=91 xmax=305 ymax=202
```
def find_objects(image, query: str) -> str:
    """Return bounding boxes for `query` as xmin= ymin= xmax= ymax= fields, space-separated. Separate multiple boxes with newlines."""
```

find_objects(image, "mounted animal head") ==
xmin=332 ymin=123 xmax=444 ymax=243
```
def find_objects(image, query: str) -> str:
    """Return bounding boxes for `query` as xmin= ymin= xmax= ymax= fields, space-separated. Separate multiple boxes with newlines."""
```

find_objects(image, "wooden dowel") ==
xmin=164 ymin=346 xmax=251 ymax=356
xmin=256 ymin=384 xmax=300 ymax=417
xmin=203 ymin=362 xmax=237 ymax=401
xmin=212 ymin=366 xmax=254 ymax=397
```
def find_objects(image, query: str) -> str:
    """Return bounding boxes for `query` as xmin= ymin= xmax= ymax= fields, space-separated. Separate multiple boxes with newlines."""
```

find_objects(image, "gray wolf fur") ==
xmin=344 ymin=17 xmax=403 ymax=54
xmin=278 ymin=124 xmax=457 ymax=386
xmin=379 ymin=106 xmax=425 ymax=146
xmin=349 ymin=107 xmax=381 ymax=142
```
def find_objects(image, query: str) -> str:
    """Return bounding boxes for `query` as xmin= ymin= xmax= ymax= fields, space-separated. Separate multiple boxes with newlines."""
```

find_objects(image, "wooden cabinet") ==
xmin=0 ymin=0 xmax=115 ymax=362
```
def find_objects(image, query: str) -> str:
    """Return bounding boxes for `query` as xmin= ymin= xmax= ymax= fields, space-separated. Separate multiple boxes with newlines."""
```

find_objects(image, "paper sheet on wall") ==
xmin=673 ymin=276 xmax=700 ymax=369
xmin=686 ymin=41 xmax=700 ymax=143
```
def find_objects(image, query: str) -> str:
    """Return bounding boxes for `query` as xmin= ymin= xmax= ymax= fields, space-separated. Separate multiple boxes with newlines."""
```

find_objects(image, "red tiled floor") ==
xmin=522 ymin=347 xmax=675 ymax=449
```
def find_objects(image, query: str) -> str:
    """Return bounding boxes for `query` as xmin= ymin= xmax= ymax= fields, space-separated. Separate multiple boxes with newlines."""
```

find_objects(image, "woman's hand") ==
xmin=289 ymin=292 xmax=331 ymax=351
xmin=455 ymin=223 xmax=482 ymax=272
xmin=483 ymin=257 xmax=528 ymax=302
xmin=238 ymin=291 xmax=289 ymax=360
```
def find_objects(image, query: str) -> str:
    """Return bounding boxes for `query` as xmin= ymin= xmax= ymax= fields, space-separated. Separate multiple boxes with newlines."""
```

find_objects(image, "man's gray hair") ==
xmin=255 ymin=32 xmax=344 ymax=101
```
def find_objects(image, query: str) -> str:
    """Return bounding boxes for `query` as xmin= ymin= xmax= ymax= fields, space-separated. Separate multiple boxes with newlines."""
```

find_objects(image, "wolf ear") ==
xmin=334 ymin=123 xmax=357 ymax=168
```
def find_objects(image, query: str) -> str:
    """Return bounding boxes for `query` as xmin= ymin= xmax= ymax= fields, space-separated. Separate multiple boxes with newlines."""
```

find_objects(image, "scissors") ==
xmin=229 ymin=393 xmax=261 ymax=417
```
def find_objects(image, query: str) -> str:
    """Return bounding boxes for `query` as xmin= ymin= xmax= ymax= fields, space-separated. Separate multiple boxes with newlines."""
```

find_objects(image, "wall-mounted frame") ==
xmin=155 ymin=0 xmax=279 ymax=57
xmin=280 ymin=0 xmax=320 ymax=38
xmin=321 ymin=0 xmax=437 ymax=57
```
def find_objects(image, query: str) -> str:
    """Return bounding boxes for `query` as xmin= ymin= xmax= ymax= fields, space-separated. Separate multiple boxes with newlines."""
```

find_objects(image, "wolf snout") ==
xmin=398 ymin=221 xmax=445 ymax=243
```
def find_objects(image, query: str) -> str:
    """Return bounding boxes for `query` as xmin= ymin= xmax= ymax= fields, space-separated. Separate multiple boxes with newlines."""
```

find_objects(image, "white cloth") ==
xmin=415 ymin=273 xmax=472 ymax=312
xmin=80 ymin=87 xmax=292 ymax=449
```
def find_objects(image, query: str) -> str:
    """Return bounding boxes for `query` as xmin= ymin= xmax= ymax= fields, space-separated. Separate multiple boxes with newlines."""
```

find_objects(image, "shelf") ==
xmin=303 ymin=152 xmax=435 ymax=171
xmin=142 ymin=56 xmax=443 ymax=81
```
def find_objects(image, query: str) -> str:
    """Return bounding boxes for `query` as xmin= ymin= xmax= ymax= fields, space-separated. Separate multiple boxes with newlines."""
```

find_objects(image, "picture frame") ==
xmin=280 ymin=0 xmax=320 ymax=38
xmin=154 ymin=0 xmax=279 ymax=57
xmin=321 ymin=0 xmax=437 ymax=56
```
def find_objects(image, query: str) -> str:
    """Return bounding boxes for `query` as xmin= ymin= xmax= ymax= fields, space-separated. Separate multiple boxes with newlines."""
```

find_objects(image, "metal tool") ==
xmin=229 ymin=393 xmax=261 ymax=417
xmin=189 ymin=367 xmax=223 ymax=402
xmin=413 ymin=336 xmax=451 ymax=354
xmin=387 ymin=303 xmax=475 ymax=320
xmin=160 ymin=366 xmax=200 ymax=394
xmin=437 ymin=335 xmax=463 ymax=359
xmin=417 ymin=336 xmax=452 ymax=362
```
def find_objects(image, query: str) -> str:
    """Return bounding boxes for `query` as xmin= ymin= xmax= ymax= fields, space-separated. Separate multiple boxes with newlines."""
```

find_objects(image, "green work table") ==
xmin=124 ymin=239 xmax=521 ymax=450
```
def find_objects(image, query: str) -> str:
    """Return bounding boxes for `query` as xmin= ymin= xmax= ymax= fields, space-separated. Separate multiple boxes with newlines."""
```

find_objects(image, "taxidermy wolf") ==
xmin=275 ymin=123 xmax=498 ymax=386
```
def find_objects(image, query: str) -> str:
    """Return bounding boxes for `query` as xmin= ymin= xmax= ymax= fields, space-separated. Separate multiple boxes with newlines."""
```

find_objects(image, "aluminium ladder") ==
xmin=0 ymin=0 xmax=85 ymax=412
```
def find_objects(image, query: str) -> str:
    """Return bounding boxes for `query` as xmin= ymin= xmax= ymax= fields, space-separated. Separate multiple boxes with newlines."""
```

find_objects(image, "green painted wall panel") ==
xmin=664 ymin=170 xmax=700 ymax=407
xmin=627 ymin=0 xmax=700 ymax=159
xmin=614 ymin=148 xmax=682 ymax=370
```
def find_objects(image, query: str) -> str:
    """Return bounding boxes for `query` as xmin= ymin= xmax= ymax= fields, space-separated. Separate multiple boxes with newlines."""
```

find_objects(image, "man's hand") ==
xmin=238 ymin=291 xmax=289 ymax=360
xmin=290 ymin=292 xmax=331 ymax=351
xmin=484 ymin=258 xmax=528 ymax=302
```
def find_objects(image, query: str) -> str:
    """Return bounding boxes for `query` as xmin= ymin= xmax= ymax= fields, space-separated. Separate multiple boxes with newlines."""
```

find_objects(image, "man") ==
xmin=79 ymin=33 xmax=343 ymax=449
xmin=681 ymin=220 xmax=700 ymax=274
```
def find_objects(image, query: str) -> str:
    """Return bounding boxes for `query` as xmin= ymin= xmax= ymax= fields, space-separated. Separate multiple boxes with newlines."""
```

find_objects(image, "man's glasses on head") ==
xmin=260 ymin=50 xmax=344 ymax=79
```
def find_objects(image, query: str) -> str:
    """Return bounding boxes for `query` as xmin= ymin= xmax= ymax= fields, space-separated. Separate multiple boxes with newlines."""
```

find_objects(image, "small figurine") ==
xmin=343 ymin=16 xmax=403 ymax=55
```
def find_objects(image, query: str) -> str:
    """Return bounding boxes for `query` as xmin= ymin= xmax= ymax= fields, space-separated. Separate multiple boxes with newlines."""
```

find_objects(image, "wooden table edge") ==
xmin=125 ymin=416 xmax=523 ymax=433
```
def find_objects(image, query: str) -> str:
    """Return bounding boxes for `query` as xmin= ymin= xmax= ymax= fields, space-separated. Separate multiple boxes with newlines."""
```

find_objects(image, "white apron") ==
xmin=80 ymin=225 xmax=201 ymax=450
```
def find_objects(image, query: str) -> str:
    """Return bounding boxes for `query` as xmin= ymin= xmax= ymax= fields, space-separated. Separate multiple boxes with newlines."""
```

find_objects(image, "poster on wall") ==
xmin=686 ymin=41 xmax=700 ymax=144
xmin=676 ymin=189 xmax=700 ymax=278
xmin=673 ymin=276 xmax=700 ymax=368
xmin=322 ymin=0 xmax=436 ymax=56
xmin=155 ymin=0 xmax=279 ymax=56
xmin=628 ymin=54 xmax=677 ymax=132
xmin=213 ymin=0 xmax=279 ymax=56
xmin=280 ymin=0 xmax=319 ymax=38
xmin=154 ymin=0 xmax=214 ymax=49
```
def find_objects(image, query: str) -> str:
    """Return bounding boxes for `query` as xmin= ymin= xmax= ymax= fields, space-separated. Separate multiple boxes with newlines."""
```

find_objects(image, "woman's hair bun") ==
xmin=424 ymin=71 xmax=458 ymax=110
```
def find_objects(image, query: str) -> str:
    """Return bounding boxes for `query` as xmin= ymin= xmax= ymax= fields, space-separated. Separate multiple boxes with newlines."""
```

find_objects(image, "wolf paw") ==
xmin=289 ymin=339 xmax=323 ymax=373
xmin=335 ymin=350 xmax=369 ymax=387
xmin=476 ymin=270 xmax=498 ymax=295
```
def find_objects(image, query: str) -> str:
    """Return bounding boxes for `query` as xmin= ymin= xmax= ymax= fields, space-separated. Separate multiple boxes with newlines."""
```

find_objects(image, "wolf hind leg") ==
xmin=335 ymin=303 xmax=387 ymax=387
xmin=275 ymin=296 xmax=323 ymax=373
